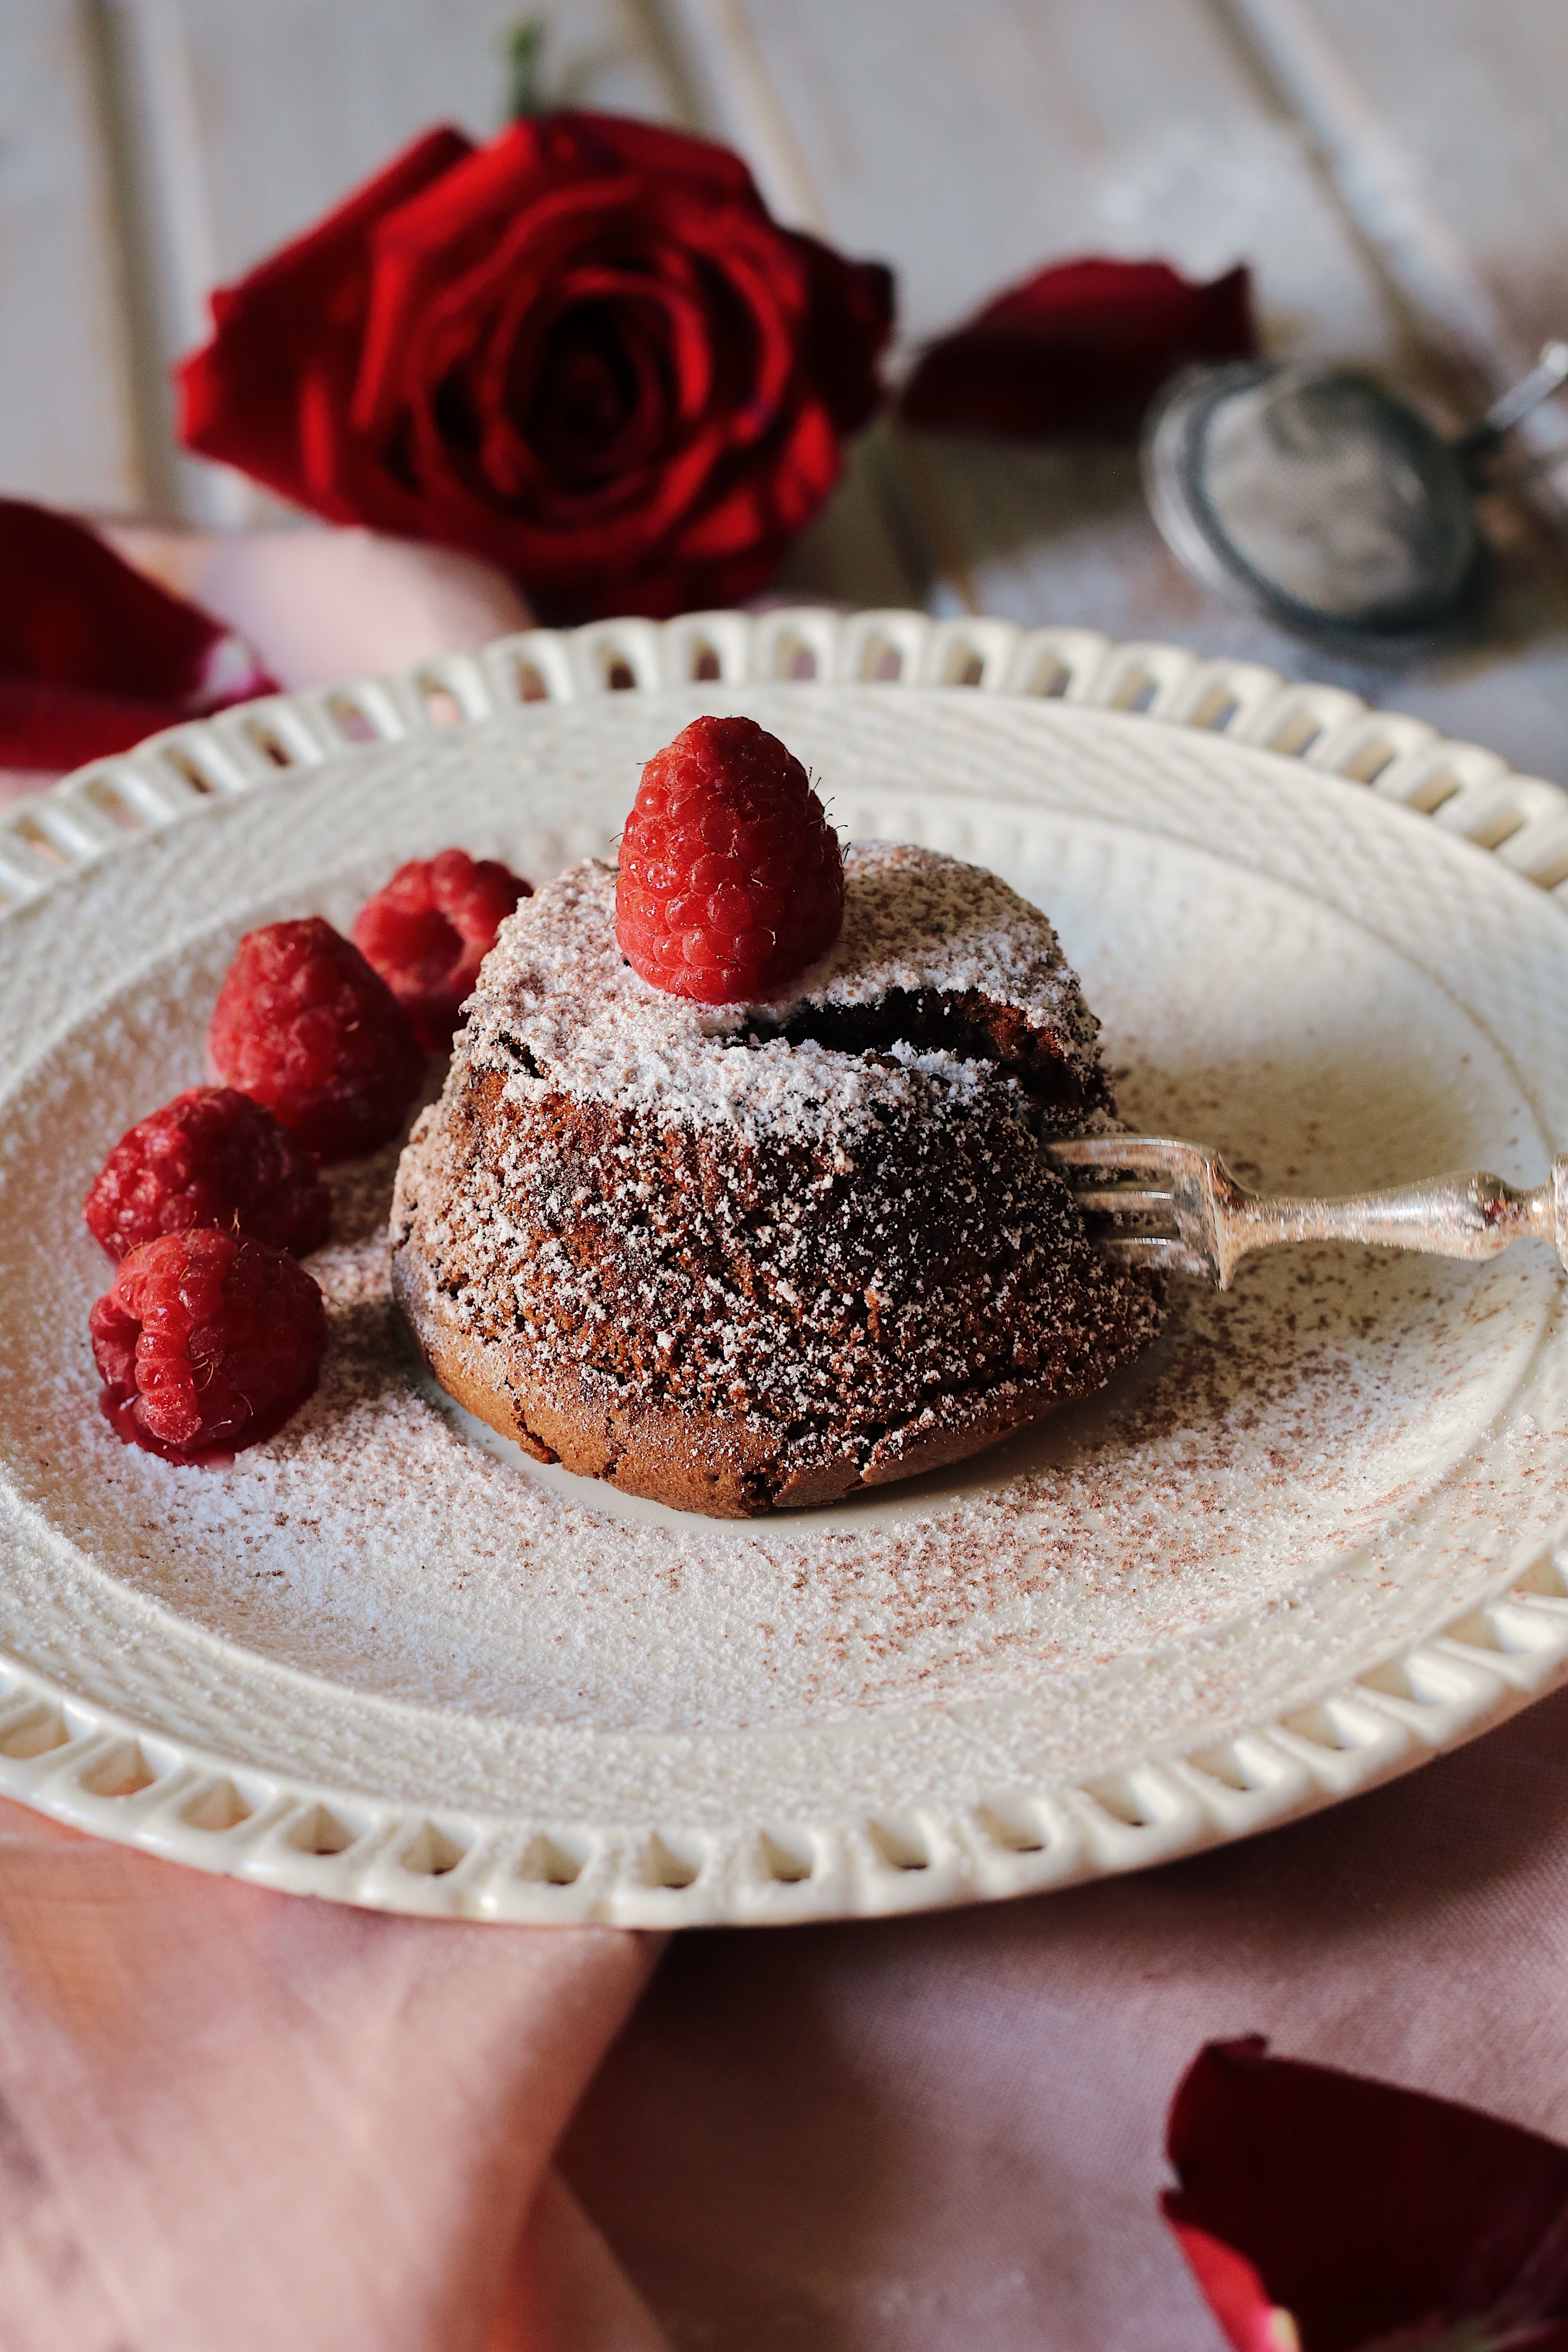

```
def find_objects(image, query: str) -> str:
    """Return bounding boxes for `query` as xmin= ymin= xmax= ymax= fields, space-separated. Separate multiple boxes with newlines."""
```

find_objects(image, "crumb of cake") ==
xmin=616 ymin=714 xmax=844 ymax=1002
xmin=89 ymin=1227 xmax=328 ymax=1464
xmin=209 ymin=916 xmax=424 ymax=1164
xmin=84 ymin=1085 xmax=331 ymax=1261
xmin=353 ymin=849 xmax=532 ymax=1051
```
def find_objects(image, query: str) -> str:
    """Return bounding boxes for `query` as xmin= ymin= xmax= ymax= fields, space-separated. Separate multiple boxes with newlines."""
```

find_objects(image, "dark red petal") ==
xmin=1167 ymin=2221 xmax=1298 ymax=2352
xmin=900 ymin=256 xmax=1255 ymax=443
xmin=0 ymin=501 xmax=276 ymax=770
xmin=1165 ymin=2038 xmax=1568 ymax=2352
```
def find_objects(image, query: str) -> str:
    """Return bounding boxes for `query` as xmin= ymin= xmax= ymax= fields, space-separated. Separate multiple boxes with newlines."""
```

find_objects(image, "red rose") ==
xmin=176 ymin=116 xmax=893 ymax=622
xmin=898 ymin=256 xmax=1255 ymax=442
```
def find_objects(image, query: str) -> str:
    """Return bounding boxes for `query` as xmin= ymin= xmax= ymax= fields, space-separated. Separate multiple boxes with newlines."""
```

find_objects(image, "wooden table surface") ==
xmin=8 ymin=0 xmax=1568 ymax=778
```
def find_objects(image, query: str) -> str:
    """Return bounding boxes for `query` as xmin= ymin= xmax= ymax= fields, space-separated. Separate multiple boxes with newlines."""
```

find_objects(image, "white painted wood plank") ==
xmin=1221 ymin=0 xmax=1568 ymax=506
xmin=179 ymin=0 xmax=683 ymax=278
xmin=1226 ymin=0 xmax=1525 ymax=377
xmin=698 ymin=0 xmax=1395 ymax=359
xmin=683 ymin=0 xmax=1405 ymax=646
xmin=96 ymin=0 xmax=254 ymax=523
xmin=1309 ymin=0 xmax=1568 ymax=362
xmin=0 ymin=0 xmax=142 ymax=509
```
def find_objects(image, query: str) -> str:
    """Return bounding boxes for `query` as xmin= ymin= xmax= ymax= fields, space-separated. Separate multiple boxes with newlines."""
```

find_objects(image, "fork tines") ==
xmin=1045 ymin=1133 xmax=1216 ymax=1281
xmin=1047 ymin=1130 xmax=1568 ymax=1290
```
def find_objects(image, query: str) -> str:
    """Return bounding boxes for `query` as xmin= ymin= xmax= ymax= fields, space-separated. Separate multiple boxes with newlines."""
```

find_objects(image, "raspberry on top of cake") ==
xmin=616 ymin=713 xmax=844 ymax=1002
xmin=391 ymin=828 xmax=1163 ymax=1519
xmin=439 ymin=844 xmax=1111 ymax=1142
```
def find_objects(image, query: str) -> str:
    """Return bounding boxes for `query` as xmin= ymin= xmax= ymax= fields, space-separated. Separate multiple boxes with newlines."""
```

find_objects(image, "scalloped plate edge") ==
xmin=3 ymin=604 xmax=1568 ymax=1925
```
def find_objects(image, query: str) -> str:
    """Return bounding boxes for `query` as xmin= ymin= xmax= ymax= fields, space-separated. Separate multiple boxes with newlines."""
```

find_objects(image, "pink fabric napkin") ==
xmin=8 ymin=1684 xmax=1568 ymax=2346
xmin=1 ymin=520 xmax=532 ymax=804
xmin=100 ymin=523 xmax=533 ymax=697
xmin=0 ymin=1799 xmax=667 ymax=2352
xmin=561 ymin=1687 xmax=1568 ymax=2347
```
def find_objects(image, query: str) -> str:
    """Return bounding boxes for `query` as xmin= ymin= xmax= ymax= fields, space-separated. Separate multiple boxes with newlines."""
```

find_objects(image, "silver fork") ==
xmin=1046 ymin=1134 xmax=1568 ymax=1290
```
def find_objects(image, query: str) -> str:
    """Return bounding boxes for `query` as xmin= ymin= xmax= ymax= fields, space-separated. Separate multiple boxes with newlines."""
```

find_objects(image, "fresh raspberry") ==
xmin=89 ymin=1228 xmax=328 ymax=1463
xmin=351 ymin=849 xmax=532 ymax=1050
xmin=615 ymin=715 xmax=844 ymax=1002
xmin=209 ymin=916 xmax=423 ymax=1163
xmin=84 ymin=1086 xmax=331 ymax=1262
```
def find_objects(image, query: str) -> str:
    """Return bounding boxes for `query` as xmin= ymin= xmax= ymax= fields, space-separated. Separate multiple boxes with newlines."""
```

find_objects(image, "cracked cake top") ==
xmin=455 ymin=841 xmax=1108 ymax=1140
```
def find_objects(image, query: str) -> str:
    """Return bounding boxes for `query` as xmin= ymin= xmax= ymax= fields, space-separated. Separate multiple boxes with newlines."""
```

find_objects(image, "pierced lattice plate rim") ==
xmin=1 ymin=604 xmax=1567 ymax=1927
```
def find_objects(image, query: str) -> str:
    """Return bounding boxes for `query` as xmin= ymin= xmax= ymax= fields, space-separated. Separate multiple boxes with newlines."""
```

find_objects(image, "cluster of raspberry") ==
xmin=84 ymin=850 xmax=530 ymax=1466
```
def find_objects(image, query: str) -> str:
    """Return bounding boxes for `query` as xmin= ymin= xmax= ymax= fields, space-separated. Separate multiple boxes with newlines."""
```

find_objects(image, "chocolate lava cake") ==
xmin=390 ymin=843 xmax=1164 ymax=1517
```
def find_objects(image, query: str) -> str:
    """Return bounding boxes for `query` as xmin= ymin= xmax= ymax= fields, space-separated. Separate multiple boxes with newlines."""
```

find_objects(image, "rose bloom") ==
xmin=177 ymin=114 xmax=893 ymax=622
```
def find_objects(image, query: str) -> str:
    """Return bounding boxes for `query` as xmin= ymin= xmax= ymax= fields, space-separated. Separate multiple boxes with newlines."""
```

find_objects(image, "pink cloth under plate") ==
xmin=7 ymin=1688 xmax=1568 ymax=2348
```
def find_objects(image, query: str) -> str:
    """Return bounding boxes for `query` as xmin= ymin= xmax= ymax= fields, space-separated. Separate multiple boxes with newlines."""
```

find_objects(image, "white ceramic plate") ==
xmin=5 ymin=607 xmax=1568 ymax=1927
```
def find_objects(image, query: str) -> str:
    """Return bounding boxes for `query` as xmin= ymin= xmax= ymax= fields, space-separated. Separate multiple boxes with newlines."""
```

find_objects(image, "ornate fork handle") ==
xmin=1213 ymin=1162 xmax=1561 ymax=1279
xmin=1051 ymin=1134 xmax=1568 ymax=1290
xmin=1198 ymin=1158 xmax=1568 ymax=1288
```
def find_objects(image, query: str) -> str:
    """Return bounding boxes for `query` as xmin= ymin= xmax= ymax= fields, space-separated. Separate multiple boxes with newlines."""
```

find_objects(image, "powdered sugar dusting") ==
xmin=797 ymin=840 xmax=1101 ymax=1051
xmin=0 ymin=757 xmax=1561 ymax=1797
xmin=34 ymin=1212 xmax=1553 ymax=1739
xmin=393 ymin=841 xmax=1156 ymax=1507
xmin=460 ymin=843 xmax=1101 ymax=1141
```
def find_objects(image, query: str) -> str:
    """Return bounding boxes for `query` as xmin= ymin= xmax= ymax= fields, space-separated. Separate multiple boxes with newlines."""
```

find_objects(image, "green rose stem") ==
xmin=502 ymin=20 xmax=549 ymax=120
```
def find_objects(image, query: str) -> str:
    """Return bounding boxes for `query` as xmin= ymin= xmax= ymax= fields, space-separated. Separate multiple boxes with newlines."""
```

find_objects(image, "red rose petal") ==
xmin=1164 ymin=2038 xmax=1568 ymax=2352
xmin=0 ymin=499 xmax=275 ymax=771
xmin=900 ymin=255 xmax=1255 ymax=443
